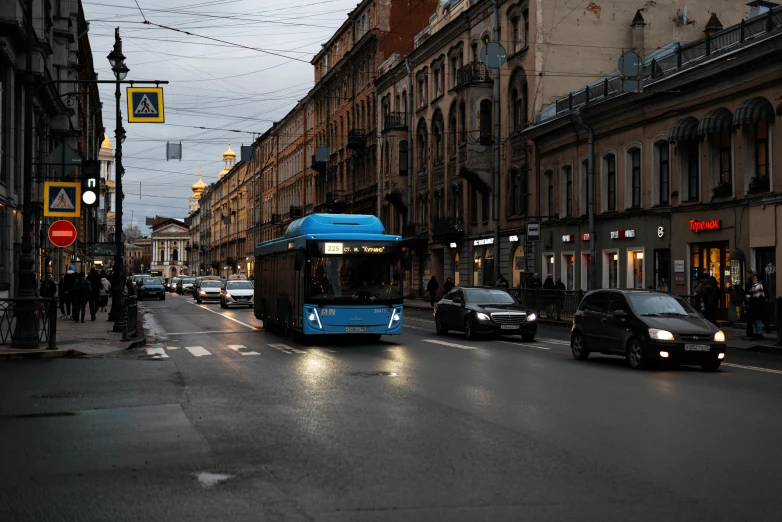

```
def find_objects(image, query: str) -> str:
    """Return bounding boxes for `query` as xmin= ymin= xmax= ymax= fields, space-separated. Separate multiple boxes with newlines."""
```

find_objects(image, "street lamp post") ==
xmin=107 ymin=28 xmax=129 ymax=331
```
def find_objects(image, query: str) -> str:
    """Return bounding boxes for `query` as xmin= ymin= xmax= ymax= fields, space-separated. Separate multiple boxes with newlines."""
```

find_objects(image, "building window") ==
xmin=449 ymin=109 xmax=457 ymax=156
xmin=688 ymin=150 xmax=699 ymax=201
xmin=630 ymin=148 xmax=641 ymax=208
xmin=479 ymin=100 xmax=492 ymax=143
xmin=482 ymin=191 xmax=490 ymax=223
xmin=751 ymin=121 xmax=769 ymax=193
xmin=511 ymin=17 xmax=520 ymax=53
xmin=606 ymin=154 xmax=616 ymax=211
xmin=523 ymin=9 xmax=529 ymax=46
xmin=717 ymin=130 xmax=732 ymax=193
xmin=511 ymin=89 xmax=521 ymax=131
xmin=509 ymin=168 xmax=519 ymax=216
xmin=470 ymin=187 xmax=478 ymax=225
xmin=564 ymin=166 xmax=573 ymax=217
xmin=459 ymin=102 xmax=466 ymax=143
xmin=657 ymin=141 xmax=669 ymax=205
xmin=520 ymin=167 xmax=529 ymax=216
xmin=160 ymin=249 xmax=165 ymax=262
xmin=399 ymin=141 xmax=408 ymax=176
xmin=546 ymin=170 xmax=554 ymax=219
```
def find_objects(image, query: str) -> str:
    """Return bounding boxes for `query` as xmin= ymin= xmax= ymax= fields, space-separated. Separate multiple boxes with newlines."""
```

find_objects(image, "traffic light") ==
xmin=81 ymin=160 xmax=100 ymax=206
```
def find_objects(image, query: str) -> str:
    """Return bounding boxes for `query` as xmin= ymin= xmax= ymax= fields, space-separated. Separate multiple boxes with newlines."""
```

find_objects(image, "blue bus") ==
xmin=254 ymin=214 xmax=403 ymax=339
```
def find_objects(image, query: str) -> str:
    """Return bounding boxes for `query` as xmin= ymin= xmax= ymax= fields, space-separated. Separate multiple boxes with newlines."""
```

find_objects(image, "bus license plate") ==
xmin=501 ymin=324 xmax=520 ymax=330
xmin=684 ymin=344 xmax=710 ymax=352
xmin=345 ymin=327 xmax=367 ymax=332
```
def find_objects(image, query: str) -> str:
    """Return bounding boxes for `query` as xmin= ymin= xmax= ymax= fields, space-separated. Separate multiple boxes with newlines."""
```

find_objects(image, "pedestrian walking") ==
xmin=529 ymin=273 xmax=542 ymax=289
xmin=71 ymin=271 xmax=91 ymax=323
xmin=495 ymin=274 xmax=509 ymax=288
xmin=99 ymin=274 xmax=111 ymax=312
xmin=426 ymin=276 xmax=439 ymax=308
xmin=87 ymin=268 xmax=101 ymax=320
xmin=555 ymin=277 xmax=566 ymax=291
xmin=745 ymin=274 xmax=766 ymax=340
xmin=39 ymin=273 xmax=57 ymax=298
xmin=744 ymin=269 xmax=756 ymax=339
xmin=58 ymin=274 xmax=68 ymax=317
xmin=543 ymin=274 xmax=555 ymax=290
xmin=63 ymin=269 xmax=76 ymax=318
xmin=443 ymin=276 xmax=454 ymax=294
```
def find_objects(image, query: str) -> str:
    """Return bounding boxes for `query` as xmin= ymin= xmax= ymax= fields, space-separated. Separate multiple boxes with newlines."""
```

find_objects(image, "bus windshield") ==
xmin=309 ymin=254 xmax=401 ymax=303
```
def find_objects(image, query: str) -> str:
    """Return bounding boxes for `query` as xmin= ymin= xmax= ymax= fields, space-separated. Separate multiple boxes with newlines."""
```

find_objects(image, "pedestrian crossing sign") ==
xmin=127 ymin=87 xmax=165 ymax=123
xmin=44 ymin=181 xmax=81 ymax=217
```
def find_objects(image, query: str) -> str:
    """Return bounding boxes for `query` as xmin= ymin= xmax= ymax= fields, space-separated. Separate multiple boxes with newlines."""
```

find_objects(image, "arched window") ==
xmin=172 ymin=248 xmax=179 ymax=261
xmin=603 ymin=154 xmax=617 ymax=212
xmin=448 ymin=103 xmax=458 ymax=157
xmin=523 ymin=9 xmax=529 ymax=46
xmin=432 ymin=110 xmax=444 ymax=163
xmin=628 ymin=147 xmax=641 ymax=209
xmin=511 ymin=17 xmax=520 ymax=53
xmin=160 ymin=249 xmax=165 ymax=262
xmin=416 ymin=120 xmax=428 ymax=173
xmin=508 ymin=168 xmax=520 ymax=216
xmin=399 ymin=141 xmax=408 ymax=176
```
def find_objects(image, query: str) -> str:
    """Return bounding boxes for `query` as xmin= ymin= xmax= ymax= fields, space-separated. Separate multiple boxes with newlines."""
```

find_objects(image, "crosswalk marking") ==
xmin=722 ymin=363 xmax=782 ymax=375
xmin=498 ymin=340 xmax=551 ymax=351
xmin=166 ymin=346 xmax=179 ymax=350
xmin=146 ymin=347 xmax=168 ymax=358
xmin=185 ymin=346 xmax=212 ymax=357
xmin=228 ymin=344 xmax=260 ymax=356
xmin=422 ymin=339 xmax=477 ymax=350
xmin=268 ymin=343 xmax=307 ymax=355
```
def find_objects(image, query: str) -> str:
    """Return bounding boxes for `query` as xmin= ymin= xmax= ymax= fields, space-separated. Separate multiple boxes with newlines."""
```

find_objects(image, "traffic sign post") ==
xmin=127 ymin=87 xmax=165 ymax=123
xmin=48 ymin=220 xmax=77 ymax=248
xmin=526 ymin=220 xmax=541 ymax=242
xmin=43 ymin=181 xmax=81 ymax=218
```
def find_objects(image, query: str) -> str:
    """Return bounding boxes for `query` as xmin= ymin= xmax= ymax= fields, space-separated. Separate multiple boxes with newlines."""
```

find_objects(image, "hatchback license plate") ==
xmin=501 ymin=324 xmax=520 ymax=330
xmin=684 ymin=344 xmax=710 ymax=352
xmin=345 ymin=327 xmax=367 ymax=332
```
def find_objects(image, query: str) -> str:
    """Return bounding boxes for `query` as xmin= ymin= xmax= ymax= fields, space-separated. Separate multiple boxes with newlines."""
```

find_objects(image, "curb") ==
xmin=0 ymin=349 xmax=78 ymax=361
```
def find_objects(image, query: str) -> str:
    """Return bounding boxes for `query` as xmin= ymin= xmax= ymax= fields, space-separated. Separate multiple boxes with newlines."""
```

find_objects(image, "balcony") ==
xmin=347 ymin=129 xmax=366 ymax=150
xmin=402 ymin=223 xmax=429 ymax=247
xmin=432 ymin=217 xmax=464 ymax=243
xmin=456 ymin=62 xmax=492 ymax=89
xmin=271 ymin=213 xmax=282 ymax=224
xmin=456 ymin=145 xmax=492 ymax=193
xmin=289 ymin=205 xmax=303 ymax=219
xmin=383 ymin=112 xmax=407 ymax=132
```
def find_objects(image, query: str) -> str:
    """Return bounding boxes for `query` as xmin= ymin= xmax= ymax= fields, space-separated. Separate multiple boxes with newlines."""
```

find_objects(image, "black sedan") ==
xmin=137 ymin=277 xmax=166 ymax=301
xmin=570 ymin=289 xmax=726 ymax=371
xmin=434 ymin=287 xmax=537 ymax=341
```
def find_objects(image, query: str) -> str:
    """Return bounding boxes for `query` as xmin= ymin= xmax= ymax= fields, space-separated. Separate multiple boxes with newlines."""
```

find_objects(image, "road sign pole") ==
xmin=109 ymin=28 xmax=126 ymax=333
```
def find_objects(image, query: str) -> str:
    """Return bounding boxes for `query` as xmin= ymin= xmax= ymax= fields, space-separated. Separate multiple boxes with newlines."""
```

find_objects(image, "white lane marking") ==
xmin=228 ymin=344 xmax=260 ymax=356
xmin=165 ymin=330 xmax=256 ymax=335
xmin=422 ymin=339 xmax=478 ymax=350
xmin=498 ymin=340 xmax=551 ymax=351
xmin=722 ymin=363 xmax=782 ymax=375
xmin=195 ymin=472 xmax=233 ymax=488
xmin=268 ymin=343 xmax=294 ymax=355
xmin=536 ymin=337 xmax=571 ymax=345
xmin=272 ymin=343 xmax=307 ymax=354
xmin=166 ymin=346 xmax=179 ymax=350
xmin=145 ymin=347 xmax=168 ymax=358
xmin=187 ymin=300 xmax=261 ymax=330
xmin=185 ymin=346 xmax=212 ymax=357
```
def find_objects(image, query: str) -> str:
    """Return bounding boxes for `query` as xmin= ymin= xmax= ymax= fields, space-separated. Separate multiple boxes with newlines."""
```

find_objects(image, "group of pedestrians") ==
xmin=55 ymin=269 xmax=112 ymax=323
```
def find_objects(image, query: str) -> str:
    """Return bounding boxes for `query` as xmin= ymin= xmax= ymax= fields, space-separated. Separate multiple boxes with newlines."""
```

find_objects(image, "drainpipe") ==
xmin=405 ymin=56 xmax=413 ymax=226
xmin=492 ymin=0 xmax=501 ymax=279
xmin=575 ymin=109 xmax=596 ymax=290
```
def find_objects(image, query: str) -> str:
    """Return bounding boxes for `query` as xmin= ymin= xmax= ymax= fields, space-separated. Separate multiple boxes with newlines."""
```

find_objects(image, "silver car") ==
xmin=196 ymin=280 xmax=222 ymax=303
xmin=220 ymin=280 xmax=254 ymax=308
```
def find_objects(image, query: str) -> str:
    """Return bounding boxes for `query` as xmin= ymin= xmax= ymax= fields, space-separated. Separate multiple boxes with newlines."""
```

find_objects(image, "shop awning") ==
xmin=734 ymin=97 xmax=775 ymax=126
xmin=668 ymin=116 xmax=699 ymax=142
xmin=697 ymin=108 xmax=733 ymax=135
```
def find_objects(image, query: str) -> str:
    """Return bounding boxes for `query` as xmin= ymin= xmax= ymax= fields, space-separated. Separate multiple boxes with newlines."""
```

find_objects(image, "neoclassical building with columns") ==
xmin=150 ymin=217 xmax=190 ymax=278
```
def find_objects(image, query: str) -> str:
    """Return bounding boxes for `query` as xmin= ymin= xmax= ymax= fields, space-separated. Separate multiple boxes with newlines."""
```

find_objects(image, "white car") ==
xmin=221 ymin=280 xmax=254 ymax=308
xmin=196 ymin=280 xmax=222 ymax=303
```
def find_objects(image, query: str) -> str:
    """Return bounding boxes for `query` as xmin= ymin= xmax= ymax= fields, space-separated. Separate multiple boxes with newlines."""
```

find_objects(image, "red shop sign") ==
xmin=689 ymin=219 xmax=721 ymax=233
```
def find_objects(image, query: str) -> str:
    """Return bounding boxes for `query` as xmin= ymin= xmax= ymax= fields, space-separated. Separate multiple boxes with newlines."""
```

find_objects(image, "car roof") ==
xmin=585 ymin=289 xmax=673 ymax=296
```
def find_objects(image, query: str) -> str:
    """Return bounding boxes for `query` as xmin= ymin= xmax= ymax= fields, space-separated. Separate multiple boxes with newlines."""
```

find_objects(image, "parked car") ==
xmin=177 ymin=277 xmax=195 ymax=295
xmin=167 ymin=277 xmax=180 ymax=292
xmin=138 ymin=277 xmax=166 ymax=301
xmin=220 ymin=280 xmax=254 ymax=308
xmin=434 ymin=287 xmax=537 ymax=341
xmin=570 ymin=289 xmax=727 ymax=371
xmin=196 ymin=279 xmax=222 ymax=303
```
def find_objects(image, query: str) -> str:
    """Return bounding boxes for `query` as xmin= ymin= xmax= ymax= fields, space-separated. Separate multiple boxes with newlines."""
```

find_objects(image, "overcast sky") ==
xmin=83 ymin=0 xmax=362 ymax=232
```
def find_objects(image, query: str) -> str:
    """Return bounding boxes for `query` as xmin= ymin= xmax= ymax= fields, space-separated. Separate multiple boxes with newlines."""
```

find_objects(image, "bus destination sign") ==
xmin=322 ymin=242 xmax=387 ymax=255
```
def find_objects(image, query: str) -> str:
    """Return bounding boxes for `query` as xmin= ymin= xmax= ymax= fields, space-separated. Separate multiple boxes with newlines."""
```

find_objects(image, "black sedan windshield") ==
xmin=628 ymin=294 xmax=696 ymax=316
xmin=464 ymin=289 xmax=515 ymax=305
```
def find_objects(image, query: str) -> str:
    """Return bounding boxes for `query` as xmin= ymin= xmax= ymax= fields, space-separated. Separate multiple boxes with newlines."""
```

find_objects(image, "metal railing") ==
xmin=384 ymin=112 xmax=407 ymax=131
xmin=507 ymin=289 xmax=585 ymax=321
xmin=554 ymin=9 xmax=782 ymax=115
xmin=456 ymin=62 xmax=492 ymax=88
xmin=0 ymin=297 xmax=58 ymax=349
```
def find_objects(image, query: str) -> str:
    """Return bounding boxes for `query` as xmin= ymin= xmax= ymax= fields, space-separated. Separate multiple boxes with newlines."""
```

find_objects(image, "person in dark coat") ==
xmin=745 ymin=274 xmax=766 ymax=340
xmin=426 ymin=276 xmax=439 ymax=308
xmin=702 ymin=276 xmax=721 ymax=325
xmin=744 ymin=269 xmax=756 ymax=338
xmin=555 ymin=277 xmax=566 ymax=291
xmin=495 ymin=274 xmax=509 ymax=288
xmin=529 ymin=273 xmax=542 ymax=289
xmin=63 ymin=269 xmax=76 ymax=318
xmin=58 ymin=274 xmax=68 ymax=317
xmin=39 ymin=273 xmax=56 ymax=298
xmin=87 ymin=268 xmax=102 ymax=321
xmin=71 ymin=272 xmax=91 ymax=323
xmin=443 ymin=277 xmax=454 ymax=294
xmin=543 ymin=273 xmax=555 ymax=290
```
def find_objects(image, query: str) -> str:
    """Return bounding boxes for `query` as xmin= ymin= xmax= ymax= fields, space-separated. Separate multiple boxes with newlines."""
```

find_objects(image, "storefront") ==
xmin=471 ymin=237 xmax=495 ymax=286
xmin=671 ymin=209 xmax=750 ymax=321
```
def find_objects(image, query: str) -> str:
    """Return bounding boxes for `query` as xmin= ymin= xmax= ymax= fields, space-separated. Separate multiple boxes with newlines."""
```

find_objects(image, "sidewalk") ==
xmin=0 ymin=300 xmax=145 ymax=360
xmin=403 ymin=299 xmax=782 ymax=354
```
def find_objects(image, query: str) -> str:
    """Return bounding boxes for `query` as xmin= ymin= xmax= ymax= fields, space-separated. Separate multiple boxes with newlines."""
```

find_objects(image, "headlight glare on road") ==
xmin=649 ymin=328 xmax=674 ymax=341
xmin=718 ymin=353 xmax=725 ymax=360
xmin=528 ymin=313 xmax=537 ymax=321
xmin=714 ymin=330 xmax=725 ymax=343
xmin=388 ymin=308 xmax=402 ymax=328
xmin=306 ymin=307 xmax=322 ymax=329
xmin=476 ymin=312 xmax=490 ymax=321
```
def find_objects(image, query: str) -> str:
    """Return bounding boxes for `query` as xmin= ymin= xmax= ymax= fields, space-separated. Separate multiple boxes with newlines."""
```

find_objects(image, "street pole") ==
xmin=492 ymin=0 xmax=501 ymax=282
xmin=12 ymin=0 xmax=39 ymax=347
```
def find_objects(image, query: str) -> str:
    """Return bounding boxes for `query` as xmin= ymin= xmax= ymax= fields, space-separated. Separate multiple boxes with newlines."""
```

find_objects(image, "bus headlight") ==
xmin=388 ymin=309 xmax=402 ymax=328
xmin=306 ymin=307 xmax=322 ymax=330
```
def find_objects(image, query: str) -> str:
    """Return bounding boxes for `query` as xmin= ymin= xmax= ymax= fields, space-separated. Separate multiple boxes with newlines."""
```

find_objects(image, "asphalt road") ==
xmin=2 ymin=292 xmax=782 ymax=521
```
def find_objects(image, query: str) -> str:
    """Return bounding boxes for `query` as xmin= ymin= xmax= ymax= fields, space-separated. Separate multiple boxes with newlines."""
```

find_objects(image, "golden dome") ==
xmin=223 ymin=143 xmax=236 ymax=159
xmin=101 ymin=134 xmax=112 ymax=149
xmin=191 ymin=168 xmax=207 ymax=194
xmin=217 ymin=167 xmax=230 ymax=180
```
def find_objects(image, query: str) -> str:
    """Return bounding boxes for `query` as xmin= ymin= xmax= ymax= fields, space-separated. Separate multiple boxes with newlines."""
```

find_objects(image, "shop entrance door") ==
xmin=690 ymin=242 xmax=730 ymax=320
xmin=755 ymin=247 xmax=776 ymax=328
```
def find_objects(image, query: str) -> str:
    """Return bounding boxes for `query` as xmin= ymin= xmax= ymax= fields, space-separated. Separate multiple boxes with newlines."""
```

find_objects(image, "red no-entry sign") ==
xmin=48 ymin=220 xmax=77 ymax=248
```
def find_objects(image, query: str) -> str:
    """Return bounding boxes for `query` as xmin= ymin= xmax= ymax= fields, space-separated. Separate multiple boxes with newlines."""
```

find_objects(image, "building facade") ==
xmin=127 ymin=237 xmax=151 ymax=274
xmin=150 ymin=218 xmax=189 ymax=278
xmin=375 ymin=0 xmax=752 ymax=298
xmin=524 ymin=9 xmax=782 ymax=322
